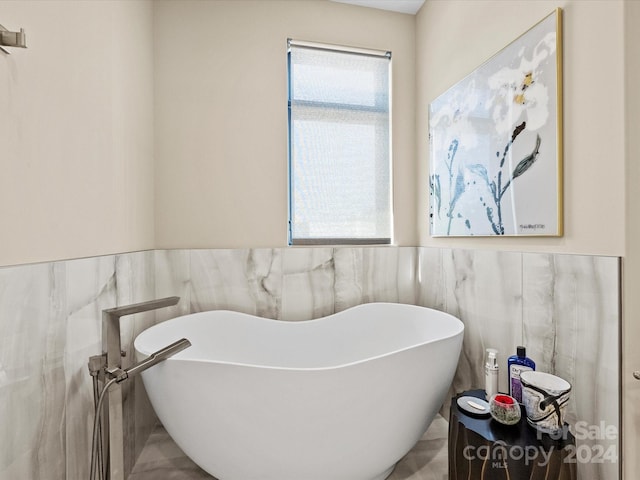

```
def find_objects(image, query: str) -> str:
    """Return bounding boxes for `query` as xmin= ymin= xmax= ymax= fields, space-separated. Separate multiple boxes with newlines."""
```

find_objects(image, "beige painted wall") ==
xmin=623 ymin=1 xmax=640 ymax=477
xmin=0 ymin=0 xmax=155 ymax=267
xmin=416 ymin=0 xmax=625 ymax=256
xmin=153 ymin=0 xmax=417 ymax=248
xmin=3 ymin=0 xmax=624 ymax=263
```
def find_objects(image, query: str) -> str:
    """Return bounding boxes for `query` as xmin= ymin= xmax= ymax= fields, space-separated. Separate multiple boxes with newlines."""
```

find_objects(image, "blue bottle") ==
xmin=508 ymin=346 xmax=535 ymax=403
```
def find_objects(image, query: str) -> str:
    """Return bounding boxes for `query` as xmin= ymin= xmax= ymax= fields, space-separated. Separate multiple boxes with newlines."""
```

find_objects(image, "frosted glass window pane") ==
xmin=288 ymin=42 xmax=392 ymax=244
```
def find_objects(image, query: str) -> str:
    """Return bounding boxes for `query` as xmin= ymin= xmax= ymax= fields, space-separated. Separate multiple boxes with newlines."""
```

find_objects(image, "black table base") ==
xmin=448 ymin=390 xmax=577 ymax=480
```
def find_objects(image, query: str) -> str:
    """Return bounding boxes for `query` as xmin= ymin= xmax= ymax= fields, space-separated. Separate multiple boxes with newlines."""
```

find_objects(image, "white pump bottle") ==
xmin=485 ymin=348 xmax=499 ymax=400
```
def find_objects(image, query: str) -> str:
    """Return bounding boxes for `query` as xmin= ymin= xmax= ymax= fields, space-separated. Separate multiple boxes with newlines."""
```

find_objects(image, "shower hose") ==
xmin=89 ymin=377 xmax=117 ymax=480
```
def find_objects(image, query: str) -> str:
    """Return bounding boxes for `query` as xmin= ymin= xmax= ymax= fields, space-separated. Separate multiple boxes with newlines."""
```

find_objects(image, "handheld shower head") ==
xmin=112 ymin=338 xmax=191 ymax=383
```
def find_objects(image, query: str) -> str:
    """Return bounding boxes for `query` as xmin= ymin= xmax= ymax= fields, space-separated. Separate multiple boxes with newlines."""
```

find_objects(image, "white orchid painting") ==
xmin=429 ymin=9 xmax=562 ymax=236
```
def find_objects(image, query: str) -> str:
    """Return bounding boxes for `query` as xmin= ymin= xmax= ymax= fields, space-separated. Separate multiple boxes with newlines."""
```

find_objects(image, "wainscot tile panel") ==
xmin=0 ymin=252 xmax=163 ymax=480
xmin=153 ymin=249 xmax=191 ymax=323
xmin=280 ymin=247 xmax=416 ymax=320
xmin=417 ymin=246 xmax=445 ymax=310
xmin=0 ymin=246 xmax=622 ymax=480
xmin=281 ymin=247 xmax=335 ymax=320
xmin=522 ymin=253 xmax=620 ymax=480
xmin=335 ymin=247 xmax=396 ymax=308
xmin=64 ymin=255 xmax=118 ymax=480
xmin=0 ymin=262 xmax=67 ymax=479
xmin=190 ymin=249 xmax=282 ymax=318
xmin=421 ymin=248 xmax=523 ymax=398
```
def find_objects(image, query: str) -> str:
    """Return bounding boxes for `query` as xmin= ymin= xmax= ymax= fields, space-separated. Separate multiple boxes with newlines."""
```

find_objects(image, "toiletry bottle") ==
xmin=508 ymin=346 xmax=535 ymax=403
xmin=485 ymin=348 xmax=499 ymax=401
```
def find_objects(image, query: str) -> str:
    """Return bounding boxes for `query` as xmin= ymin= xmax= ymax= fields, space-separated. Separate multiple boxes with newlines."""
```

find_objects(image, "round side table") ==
xmin=448 ymin=389 xmax=577 ymax=480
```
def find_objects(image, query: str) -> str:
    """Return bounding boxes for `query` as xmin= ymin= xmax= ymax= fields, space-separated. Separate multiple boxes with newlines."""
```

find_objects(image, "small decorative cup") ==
xmin=520 ymin=371 xmax=571 ymax=434
xmin=489 ymin=394 xmax=521 ymax=425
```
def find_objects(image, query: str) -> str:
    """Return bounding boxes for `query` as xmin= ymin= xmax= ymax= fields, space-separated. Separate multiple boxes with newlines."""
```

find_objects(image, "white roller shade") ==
xmin=288 ymin=41 xmax=392 ymax=244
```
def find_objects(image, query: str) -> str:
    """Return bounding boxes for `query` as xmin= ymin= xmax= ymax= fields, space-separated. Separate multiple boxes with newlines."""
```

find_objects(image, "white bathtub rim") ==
xmin=134 ymin=302 xmax=464 ymax=373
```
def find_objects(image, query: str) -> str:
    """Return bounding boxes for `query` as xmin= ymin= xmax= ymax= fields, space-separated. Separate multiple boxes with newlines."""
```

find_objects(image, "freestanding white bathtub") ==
xmin=134 ymin=303 xmax=464 ymax=480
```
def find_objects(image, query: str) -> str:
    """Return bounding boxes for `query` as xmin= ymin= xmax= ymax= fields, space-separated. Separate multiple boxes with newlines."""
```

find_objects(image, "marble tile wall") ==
xmin=0 ymin=246 xmax=621 ymax=480
xmin=0 ymin=251 xmax=155 ymax=480
xmin=417 ymin=248 xmax=620 ymax=480
xmin=155 ymin=247 xmax=416 ymax=321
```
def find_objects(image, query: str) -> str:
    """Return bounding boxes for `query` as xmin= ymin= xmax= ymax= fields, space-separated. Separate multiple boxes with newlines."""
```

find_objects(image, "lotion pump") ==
xmin=485 ymin=348 xmax=499 ymax=400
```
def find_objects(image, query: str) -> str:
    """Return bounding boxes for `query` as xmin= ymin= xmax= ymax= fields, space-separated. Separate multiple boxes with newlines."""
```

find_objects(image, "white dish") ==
xmin=457 ymin=396 xmax=490 ymax=416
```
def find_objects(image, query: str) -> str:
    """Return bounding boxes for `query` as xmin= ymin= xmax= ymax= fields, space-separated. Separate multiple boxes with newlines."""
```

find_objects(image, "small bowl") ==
xmin=489 ymin=394 xmax=521 ymax=425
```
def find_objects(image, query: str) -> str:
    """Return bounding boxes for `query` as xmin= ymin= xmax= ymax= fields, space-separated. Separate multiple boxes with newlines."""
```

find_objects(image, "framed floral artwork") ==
xmin=429 ymin=9 xmax=563 ymax=236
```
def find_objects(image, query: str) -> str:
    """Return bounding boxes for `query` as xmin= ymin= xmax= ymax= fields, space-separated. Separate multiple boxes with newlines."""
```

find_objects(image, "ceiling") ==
xmin=330 ymin=0 xmax=426 ymax=15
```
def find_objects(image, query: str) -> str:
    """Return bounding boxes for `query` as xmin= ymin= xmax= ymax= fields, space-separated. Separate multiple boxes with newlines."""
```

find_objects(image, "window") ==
xmin=287 ymin=39 xmax=392 ymax=245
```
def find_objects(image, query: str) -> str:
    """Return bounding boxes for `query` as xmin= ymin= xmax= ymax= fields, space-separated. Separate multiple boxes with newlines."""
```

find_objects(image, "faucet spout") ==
xmin=102 ymin=296 xmax=180 ymax=369
xmin=103 ymin=296 xmax=180 ymax=318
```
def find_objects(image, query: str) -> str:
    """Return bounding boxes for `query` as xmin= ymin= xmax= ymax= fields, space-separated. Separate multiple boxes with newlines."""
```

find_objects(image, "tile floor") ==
xmin=128 ymin=414 xmax=449 ymax=480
